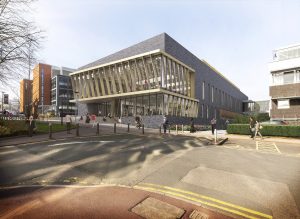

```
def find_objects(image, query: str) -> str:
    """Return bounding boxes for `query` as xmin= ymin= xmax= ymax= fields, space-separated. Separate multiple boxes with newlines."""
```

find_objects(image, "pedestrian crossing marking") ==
xmin=256 ymin=142 xmax=280 ymax=154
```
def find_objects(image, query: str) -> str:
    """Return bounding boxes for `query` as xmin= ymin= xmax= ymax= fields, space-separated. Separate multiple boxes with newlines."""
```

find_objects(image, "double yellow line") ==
xmin=134 ymin=183 xmax=272 ymax=219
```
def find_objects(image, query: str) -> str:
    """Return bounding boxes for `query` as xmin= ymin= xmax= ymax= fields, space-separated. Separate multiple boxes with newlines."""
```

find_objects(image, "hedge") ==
xmin=227 ymin=124 xmax=300 ymax=137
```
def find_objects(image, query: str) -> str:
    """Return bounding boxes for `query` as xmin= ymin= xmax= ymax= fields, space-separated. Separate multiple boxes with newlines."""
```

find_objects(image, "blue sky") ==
xmin=28 ymin=0 xmax=300 ymax=101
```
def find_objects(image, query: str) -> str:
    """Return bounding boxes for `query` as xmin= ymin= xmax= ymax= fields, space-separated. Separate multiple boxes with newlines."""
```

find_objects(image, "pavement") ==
xmin=1 ymin=122 xmax=300 ymax=219
xmin=1 ymin=121 xmax=300 ymax=147
xmin=0 ymin=185 xmax=234 ymax=219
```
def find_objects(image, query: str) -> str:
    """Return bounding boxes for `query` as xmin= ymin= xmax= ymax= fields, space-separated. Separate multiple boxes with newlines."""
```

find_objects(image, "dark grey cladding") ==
xmin=78 ymin=33 xmax=167 ymax=70
xmin=163 ymin=34 xmax=248 ymax=101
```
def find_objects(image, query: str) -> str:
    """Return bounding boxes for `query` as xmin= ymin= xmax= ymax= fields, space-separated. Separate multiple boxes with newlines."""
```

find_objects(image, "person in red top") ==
xmin=91 ymin=114 xmax=97 ymax=127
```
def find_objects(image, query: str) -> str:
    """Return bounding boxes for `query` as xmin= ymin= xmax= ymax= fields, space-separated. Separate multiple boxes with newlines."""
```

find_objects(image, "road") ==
xmin=0 ymin=133 xmax=300 ymax=219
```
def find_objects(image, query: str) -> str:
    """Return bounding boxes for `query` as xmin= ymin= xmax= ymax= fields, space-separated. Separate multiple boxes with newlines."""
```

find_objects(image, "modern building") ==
xmin=70 ymin=33 xmax=248 ymax=127
xmin=19 ymin=79 xmax=33 ymax=115
xmin=269 ymin=44 xmax=300 ymax=122
xmin=50 ymin=66 xmax=76 ymax=116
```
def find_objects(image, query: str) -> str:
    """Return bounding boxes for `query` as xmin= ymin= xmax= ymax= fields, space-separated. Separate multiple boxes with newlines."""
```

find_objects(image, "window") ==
xmin=283 ymin=72 xmax=294 ymax=84
xmin=296 ymin=70 xmax=300 ymax=82
xmin=272 ymin=73 xmax=283 ymax=85
xmin=278 ymin=99 xmax=290 ymax=109
xmin=206 ymin=106 xmax=209 ymax=119
xmin=211 ymin=86 xmax=214 ymax=103
xmin=202 ymin=81 xmax=205 ymax=100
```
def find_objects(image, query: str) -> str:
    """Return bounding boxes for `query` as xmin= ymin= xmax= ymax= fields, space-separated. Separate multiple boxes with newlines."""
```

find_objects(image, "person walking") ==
xmin=210 ymin=118 xmax=217 ymax=135
xmin=28 ymin=115 xmax=35 ymax=137
xmin=162 ymin=115 xmax=168 ymax=134
xmin=65 ymin=114 xmax=72 ymax=134
xmin=85 ymin=113 xmax=90 ymax=123
xmin=254 ymin=120 xmax=263 ymax=140
xmin=91 ymin=114 xmax=97 ymax=127
xmin=249 ymin=117 xmax=256 ymax=138
xmin=190 ymin=118 xmax=196 ymax=133
xmin=225 ymin=119 xmax=230 ymax=129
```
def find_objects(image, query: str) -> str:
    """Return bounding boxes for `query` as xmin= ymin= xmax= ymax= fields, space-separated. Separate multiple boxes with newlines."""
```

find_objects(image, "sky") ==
xmin=9 ymin=0 xmax=300 ymax=101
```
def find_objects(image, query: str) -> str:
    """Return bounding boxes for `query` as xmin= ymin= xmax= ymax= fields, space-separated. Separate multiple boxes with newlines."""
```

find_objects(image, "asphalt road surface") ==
xmin=0 ymin=133 xmax=300 ymax=219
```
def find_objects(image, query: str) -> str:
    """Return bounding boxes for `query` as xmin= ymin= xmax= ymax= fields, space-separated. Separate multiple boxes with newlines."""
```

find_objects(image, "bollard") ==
xmin=214 ymin=129 xmax=217 ymax=144
xmin=76 ymin=123 xmax=79 ymax=136
xmin=182 ymin=124 xmax=184 ymax=133
xmin=159 ymin=126 xmax=161 ymax=134
xmin=176 ymin=124 xmax=178 ymax=135
xmin=96 ymin=123 xmax=99 ymax=135
xmin=114 ymin=123 xmax=116 ymax=133
xmin=142 ymin=124 xmax=144 ymax=134
xmin=49 ymin=123 xmax=52 ymax=139
xmin=127 ymin=123 xmax=130 ymax=133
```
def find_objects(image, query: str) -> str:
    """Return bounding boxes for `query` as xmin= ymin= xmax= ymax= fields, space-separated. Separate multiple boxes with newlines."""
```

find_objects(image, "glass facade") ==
xmin=119 ymin=93 xmax=198 ymax=117
xmin=51 ymin=75 xmax=75 ymax=116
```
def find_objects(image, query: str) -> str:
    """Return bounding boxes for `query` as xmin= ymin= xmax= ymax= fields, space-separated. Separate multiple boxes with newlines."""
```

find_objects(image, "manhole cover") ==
xmin=131 ymin=197 xmax=185 ymax=219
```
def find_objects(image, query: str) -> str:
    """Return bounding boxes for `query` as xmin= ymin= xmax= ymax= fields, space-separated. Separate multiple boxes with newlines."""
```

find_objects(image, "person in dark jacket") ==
xmin=163 ymin=116 xmax=169 ymax=134
xmin=210 ymin=118 xmax=217 ymax=135
xmin=249 ymin=117 xmax=256 ymax=138
xmin=190 ymin=118 xmax=196 ymax=133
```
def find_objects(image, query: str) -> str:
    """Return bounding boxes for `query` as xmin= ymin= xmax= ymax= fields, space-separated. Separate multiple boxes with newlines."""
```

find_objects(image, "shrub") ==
xmin=0 ymin=120 xmax=29 ymax=137
xmin=227 ymin=124 xmax=300 ymax=137
xmin=0 ymin=125 xmax=11 ymax=136
xmin=233 ymin=113 xmax=270 ymax=124
xmin=227 ymin=124 xmax=250 ymax=135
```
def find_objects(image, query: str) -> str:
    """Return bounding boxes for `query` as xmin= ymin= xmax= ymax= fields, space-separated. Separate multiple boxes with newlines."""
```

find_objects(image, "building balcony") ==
xmin=270 ymin=83 xmax=300 ymax=99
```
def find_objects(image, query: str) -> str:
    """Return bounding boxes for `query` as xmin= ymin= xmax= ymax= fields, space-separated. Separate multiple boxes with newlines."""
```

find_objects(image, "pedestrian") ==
xmin=249 ymin=117 xmax=256 ymax=138
xmin=91 ymin=114 xmax=96 ymax=127
xmin=163 ymin=115 xmax=168 ymax=134
xmin=225 ymin=119 xmax=230 ymax=129
xmin=28 ymin=115 xmax=35 ymax=137
xmin=86 ymin=113 xmax=90 ymax=123
xmin=190 ymin=118 xmax=196 ymax=133
xmin=65 ymin=114 xmax=72 ymax=134
xmin=98 ymin=110 xmax=102 ymax=116
xmin=135 ymin=115 xmax=141 ymax=129
xmin=210 ymin=118 xmax=217 ymax=135
xmin=254 ymin=120 xmax=263 ymax=140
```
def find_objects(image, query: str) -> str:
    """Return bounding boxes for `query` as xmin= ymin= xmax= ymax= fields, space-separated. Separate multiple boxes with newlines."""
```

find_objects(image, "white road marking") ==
xmin=49 ymin=141 xmax=115 ymax=147
xmin=256 ymin=141 xmax=280 ymax=154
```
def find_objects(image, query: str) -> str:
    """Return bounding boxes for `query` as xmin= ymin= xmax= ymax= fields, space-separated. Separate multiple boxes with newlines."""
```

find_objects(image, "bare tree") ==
xmin=0 ymin=0 xmax=43 ymax=84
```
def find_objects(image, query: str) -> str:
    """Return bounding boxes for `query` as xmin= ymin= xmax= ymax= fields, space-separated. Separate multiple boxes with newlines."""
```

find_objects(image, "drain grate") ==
xmin=131 ymin=197 xmax=185 ymax=219
xmin=189 ymin=209 xmax=209 ymax=219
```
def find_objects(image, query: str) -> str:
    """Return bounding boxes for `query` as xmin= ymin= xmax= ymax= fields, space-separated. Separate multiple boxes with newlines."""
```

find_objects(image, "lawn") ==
xmin=0 ymin=120 xmax=75 ymax=137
